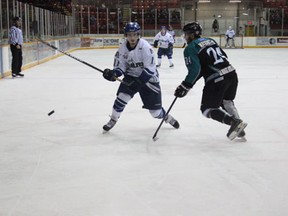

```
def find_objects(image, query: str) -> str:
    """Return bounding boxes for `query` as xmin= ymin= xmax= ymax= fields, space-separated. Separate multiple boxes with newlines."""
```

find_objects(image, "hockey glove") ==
xmin=103 ymin=68 xmax=122 ymax=82
xmin=168 ymin=42 xmax=173 ymax=49
xmin=174 ymin=81 xmax=193 ymax=98
xmin=153 ymin=40 xmax=159 ymax=48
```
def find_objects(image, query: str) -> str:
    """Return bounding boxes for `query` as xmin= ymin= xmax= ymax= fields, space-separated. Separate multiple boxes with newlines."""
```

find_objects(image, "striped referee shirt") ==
xmin=8 ymin=26 xmax=23 ymax=46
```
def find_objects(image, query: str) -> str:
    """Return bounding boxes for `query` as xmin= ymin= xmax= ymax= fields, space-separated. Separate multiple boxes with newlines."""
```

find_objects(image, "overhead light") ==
xmin=199 ymin=0 xmax=211 ymax=3
xmin=229 ymin=0 xmax=241 ymax=3
xmin=242 ymin=12 xmax=248 ymax=15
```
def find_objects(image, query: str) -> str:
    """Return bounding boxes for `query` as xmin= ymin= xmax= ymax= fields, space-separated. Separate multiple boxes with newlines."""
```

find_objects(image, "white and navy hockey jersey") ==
xmin=113 ymin=38 xmax=159 ymax=83
xmin=225 ymin=29 xmax=235 ymax=39
xmin=154 ymin=32 xmax=174 ymax=49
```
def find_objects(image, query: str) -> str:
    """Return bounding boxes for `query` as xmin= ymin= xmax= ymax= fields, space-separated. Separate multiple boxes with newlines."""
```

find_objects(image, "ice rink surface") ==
xmin=1 ymin=47 xmax=288 ymax=216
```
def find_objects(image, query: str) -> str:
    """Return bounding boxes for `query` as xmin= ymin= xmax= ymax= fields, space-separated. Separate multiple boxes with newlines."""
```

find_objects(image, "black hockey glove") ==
xmin=153 ymin=40 xmax=159 ymax=48
xmin=103 ymin=68 xmax=123 ymax=82
xmin=168 ymin=42 xmax=173 ymax=49
xmin=174 ymin=81 xmax=193 ymax=98
xmin=103 ymin=69 xmax=119 ymax=82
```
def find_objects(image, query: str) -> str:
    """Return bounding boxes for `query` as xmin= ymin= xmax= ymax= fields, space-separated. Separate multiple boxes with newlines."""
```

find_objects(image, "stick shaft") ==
xmin=152 ymin=96 xmax=178 ymax=140
xmin=37 ymin=38 xmax=125 ymax=83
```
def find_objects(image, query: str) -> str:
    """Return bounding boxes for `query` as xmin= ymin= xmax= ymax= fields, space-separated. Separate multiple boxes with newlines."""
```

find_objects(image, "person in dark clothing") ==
xmin=8 ymin=16 xmax=24 ymax=78
xmin=212 ymin=18 xmax=219 ymax=33
xmin=174 ymin=22 xmax=247 ymax=140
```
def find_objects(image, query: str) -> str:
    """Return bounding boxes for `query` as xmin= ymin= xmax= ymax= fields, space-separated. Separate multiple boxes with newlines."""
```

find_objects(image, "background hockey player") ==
xmin=153 ymin=26 xmax=174 ymax=68
xmin=102 ymin=22 xmax=179 ymax=133
xmin=225 ymin=26 xmax=236 ymax=48
xmin=174 ymin=22 xmax=247 ymax=140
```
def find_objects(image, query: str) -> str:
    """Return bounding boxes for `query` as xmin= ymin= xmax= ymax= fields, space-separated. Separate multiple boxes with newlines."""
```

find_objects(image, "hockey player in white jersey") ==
xmin=153 ymin=26 xmax=174 ymax=68
xmin=225 ymin=26 xmax=236 ymax=48
xmin=102 ymin=22 xmax=179 ymax=132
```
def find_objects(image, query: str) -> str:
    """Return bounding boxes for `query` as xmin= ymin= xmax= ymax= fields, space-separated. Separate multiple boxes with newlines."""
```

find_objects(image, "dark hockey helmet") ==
xmin=124 ymin=22 xmax=140 ymax=34
xmin=183 ymin=22 xmax=202 ymax=38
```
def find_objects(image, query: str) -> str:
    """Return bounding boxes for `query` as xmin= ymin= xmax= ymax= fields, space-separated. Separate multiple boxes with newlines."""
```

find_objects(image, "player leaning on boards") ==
xmin=102 ymin=22 xmax=179 ymax=133
xmin=174 ymin=22 xmax=247 ymax=140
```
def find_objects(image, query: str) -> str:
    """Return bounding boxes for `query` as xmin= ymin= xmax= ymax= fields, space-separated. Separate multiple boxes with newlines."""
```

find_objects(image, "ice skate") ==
xmin=156 ymin=64 xmax=161 ymax=68
xmin=12 ymin=73 xmax=24 ymax=78
xmin=169 ymin=64 xmax=174 ymax=68
xmin=103 ymin=118 xmax=117 ymax=133
xmin=227 ymin=118 xmax=247 ymax=140
xmin=165 ymin=114 xmax=180 ymax=129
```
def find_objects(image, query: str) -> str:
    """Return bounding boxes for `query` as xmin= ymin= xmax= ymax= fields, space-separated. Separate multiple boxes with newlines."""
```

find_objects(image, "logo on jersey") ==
xmin=128 ymin=58 xmax=144 ymax=68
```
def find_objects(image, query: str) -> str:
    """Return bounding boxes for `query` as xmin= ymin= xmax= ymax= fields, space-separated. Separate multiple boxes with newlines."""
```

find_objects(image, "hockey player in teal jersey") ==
xmin=174 ymin=22 xmax=247 ymax=140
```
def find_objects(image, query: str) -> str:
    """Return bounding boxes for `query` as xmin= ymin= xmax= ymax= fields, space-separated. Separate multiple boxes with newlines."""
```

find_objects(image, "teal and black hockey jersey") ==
xmin=183 ymin=37 xmax=235 ymax=86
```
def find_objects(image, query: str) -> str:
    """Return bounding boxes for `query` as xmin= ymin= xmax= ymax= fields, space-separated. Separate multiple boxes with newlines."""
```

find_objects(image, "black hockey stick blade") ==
xmin=152 ymin=96 xmax=178 ymax=141
xmin=152 ymin=136 xmax=159 ymax=141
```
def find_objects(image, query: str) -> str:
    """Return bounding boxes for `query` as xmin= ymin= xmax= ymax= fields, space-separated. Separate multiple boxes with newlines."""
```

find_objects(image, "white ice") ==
xmin=1 ymin=48 xmax=288 ymax=216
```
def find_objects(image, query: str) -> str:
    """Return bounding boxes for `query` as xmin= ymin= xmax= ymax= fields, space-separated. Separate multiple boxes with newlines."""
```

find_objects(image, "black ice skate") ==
xmin=227 ymin=118 xmax=247 ymax=140
xmin=165 ymin=114 xmax=180 ymax=129
xmin=103 ymin=118 xmax=117 ymax=133
xmin=169 ymin=64 xmax=174 ymax=68
xmin=156 ymin=64 xmax=161 ymax=68
xmin=12 ymin=73 xmax=24 ymax=78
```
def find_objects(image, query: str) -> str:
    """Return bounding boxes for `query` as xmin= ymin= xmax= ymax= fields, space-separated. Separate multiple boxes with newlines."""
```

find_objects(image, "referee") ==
xmin=8 ymin=16 xmax=24 ymax=78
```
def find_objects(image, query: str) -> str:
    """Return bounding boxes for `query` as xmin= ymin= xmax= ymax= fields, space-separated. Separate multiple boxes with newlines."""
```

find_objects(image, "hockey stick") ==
xmin=152 ymin=96 xmax=178 ymax=141
xmin=37 ymin=37 xmax=127 ymax=84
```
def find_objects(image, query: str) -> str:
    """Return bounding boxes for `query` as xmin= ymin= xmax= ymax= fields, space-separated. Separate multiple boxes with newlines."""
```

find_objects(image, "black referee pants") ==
xmin=10 ymin=45 xmax=23 ymax=75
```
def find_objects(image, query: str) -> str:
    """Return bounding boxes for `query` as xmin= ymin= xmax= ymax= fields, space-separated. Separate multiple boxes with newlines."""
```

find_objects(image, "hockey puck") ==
xmin=48 ymin=110 xmax=55 ymax=116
